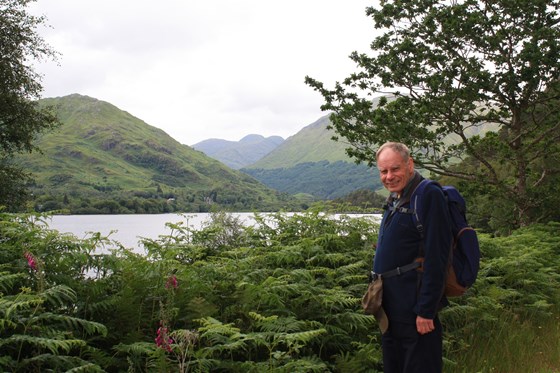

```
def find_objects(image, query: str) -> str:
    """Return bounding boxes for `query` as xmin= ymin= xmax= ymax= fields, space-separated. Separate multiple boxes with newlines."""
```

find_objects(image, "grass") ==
xmin=447 ymin=309 xmax=560 ymax=373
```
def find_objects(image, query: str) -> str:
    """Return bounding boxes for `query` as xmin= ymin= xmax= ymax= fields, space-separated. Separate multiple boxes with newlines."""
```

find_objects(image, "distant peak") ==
xmin=239 ymin=134 xmax=265 ymax=143
xmin=54 ymin=93 xmax=99 ymax=101
xmin=239 ymin=134 xmax=284 ymax=143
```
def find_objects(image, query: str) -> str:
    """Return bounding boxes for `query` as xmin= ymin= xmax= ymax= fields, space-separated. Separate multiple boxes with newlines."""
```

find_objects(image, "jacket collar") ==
xmin=385 ymin=171 xmax=423 ymax=209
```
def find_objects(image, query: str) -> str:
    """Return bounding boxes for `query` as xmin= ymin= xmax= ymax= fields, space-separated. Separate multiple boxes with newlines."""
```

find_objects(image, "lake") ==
xmin=47 ymin=213 xmax=380 ymax=253
xmin=46 ymin=213 xmax=255 ymax=251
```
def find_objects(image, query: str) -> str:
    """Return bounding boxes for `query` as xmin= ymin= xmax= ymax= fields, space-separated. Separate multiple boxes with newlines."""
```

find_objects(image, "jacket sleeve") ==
xmin=414 ymin=184 xmax=452 ymax=319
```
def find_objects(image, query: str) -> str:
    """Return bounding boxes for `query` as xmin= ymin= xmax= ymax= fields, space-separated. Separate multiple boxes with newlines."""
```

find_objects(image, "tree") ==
xmin=0 ymin=0 xmax=58 ymax=210
xmin=306 ymin=0 xmax=560 ymax=229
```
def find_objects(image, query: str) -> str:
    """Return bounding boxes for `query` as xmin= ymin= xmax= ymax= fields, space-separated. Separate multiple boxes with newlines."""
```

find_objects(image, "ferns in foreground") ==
xmin=1 ymin=212 xmax=558 ymax=372
xmin=0 ymin=213 xmax=116 ymax=371
xmin=0 ymin=273 xmax=107 ymax=372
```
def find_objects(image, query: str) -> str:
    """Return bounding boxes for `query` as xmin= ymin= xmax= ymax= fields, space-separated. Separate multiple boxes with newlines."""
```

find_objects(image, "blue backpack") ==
xmin=410 ymin=180 xmax=481 ymax=297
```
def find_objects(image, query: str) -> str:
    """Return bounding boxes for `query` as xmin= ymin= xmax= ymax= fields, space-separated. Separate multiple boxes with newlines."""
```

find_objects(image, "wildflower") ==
xmin=24 ymin=251 xmax=37 ymax=271
xmin=155 ymin=324 xmax=173 ymax=352
xmin=165 ymin=274 xmax=178 ymax=289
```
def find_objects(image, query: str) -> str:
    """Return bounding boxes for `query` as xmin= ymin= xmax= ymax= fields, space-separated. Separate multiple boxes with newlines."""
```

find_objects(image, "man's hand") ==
xmin=416 ymin=316 xmax=434 ymax=335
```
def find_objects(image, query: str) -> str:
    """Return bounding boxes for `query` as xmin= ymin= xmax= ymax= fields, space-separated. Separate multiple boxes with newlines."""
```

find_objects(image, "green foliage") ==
xmin=441 ymin=222 xmax=560 ymax=372
xmin=0 ymin=162 xmax=33 ymax=211
xmin=306 ymin=0 xmax=560 ymax=230
xmin=1 ymin=212 xmax=559 ymax=371
xmin=0 ymin=0 xmax=60 ymax=211
xmin=243 ymin=160 xmax=381 ymax=200
xmin=0 ymin=278 xmax=107 ymax=371
xmin=330 ymin=189 xmax=386 ymax=213
xmin=437 ymin=125 xmax=560 ymax=234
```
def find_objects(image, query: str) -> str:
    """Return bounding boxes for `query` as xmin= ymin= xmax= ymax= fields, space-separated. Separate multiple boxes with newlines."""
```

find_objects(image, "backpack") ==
xmin=410 ymin=179 xmax=481 ymax=297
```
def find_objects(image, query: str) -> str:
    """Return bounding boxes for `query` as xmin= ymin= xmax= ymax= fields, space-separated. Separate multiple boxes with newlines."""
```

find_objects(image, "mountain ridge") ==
xmin=192 ymin=134 xmax=284 ymax=169
xmin=18 ymin=94 xmax=298 ymax=213
xmin=245 ymin=114 xmax=352 ymax=169
xmin=239 ymin=112 xmax=383 ymax=200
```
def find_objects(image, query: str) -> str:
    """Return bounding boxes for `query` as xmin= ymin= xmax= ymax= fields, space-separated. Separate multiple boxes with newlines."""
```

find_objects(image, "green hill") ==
xmin=243 ymin=160 xmax=379 ymax=200
xmin=246 ymin=115 xmax=352 ymax=169
xmin=240 ymin=93 xmax=496 ymax=200
xmin=16 ymin=94 xmax=298 ymax=213
xmin=242 ymin=113 xmax=383 ymax=200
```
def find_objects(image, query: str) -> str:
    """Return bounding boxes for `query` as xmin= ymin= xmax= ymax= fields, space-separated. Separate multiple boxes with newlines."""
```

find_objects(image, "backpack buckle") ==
xmin=369 ymin=271 xmax=379 ymax=283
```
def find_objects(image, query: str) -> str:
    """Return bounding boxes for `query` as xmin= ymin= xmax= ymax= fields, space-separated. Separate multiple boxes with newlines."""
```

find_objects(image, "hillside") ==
xmin=241 ymin=114 xmax=383 ymax=200
xmin=244 ymin=161 xmax=379 ymax=200
xmin=246 ymin=115 xmax=351 ymax=169
xmin=246 ymin=94 xmax=390 ymax=170
xmin=192 ymin=134 xmax=284 ymax=169
xmin=239 ymin=93 xmax=496 ymax=200
xmin=16 ymin=94 xmax=299 ymax=213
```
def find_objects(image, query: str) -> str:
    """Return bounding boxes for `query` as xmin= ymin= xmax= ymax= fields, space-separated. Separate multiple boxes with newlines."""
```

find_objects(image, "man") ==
xmin=373 ymin=142 xmax=452 ymax=373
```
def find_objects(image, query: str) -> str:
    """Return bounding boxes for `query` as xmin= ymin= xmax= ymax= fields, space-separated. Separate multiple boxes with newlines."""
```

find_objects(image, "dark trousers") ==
xmin=381 ymin=318 xmax=442 ymax=373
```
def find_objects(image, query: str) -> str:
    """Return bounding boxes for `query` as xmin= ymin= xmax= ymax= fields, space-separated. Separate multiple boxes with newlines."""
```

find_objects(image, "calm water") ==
xmin=47 ymin=213 xmax=380 ymax=253
xmin=47 ymin=213 xmax=257 ymax=251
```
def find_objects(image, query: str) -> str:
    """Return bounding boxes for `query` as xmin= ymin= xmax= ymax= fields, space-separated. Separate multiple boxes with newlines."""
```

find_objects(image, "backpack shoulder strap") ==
xmin=410 ymin=179 xmax=442 ymax=237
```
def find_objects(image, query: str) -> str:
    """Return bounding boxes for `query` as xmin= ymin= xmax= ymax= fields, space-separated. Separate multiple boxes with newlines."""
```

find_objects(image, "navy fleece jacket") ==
xmin=373 ymin=173 xmax=452 ymax=324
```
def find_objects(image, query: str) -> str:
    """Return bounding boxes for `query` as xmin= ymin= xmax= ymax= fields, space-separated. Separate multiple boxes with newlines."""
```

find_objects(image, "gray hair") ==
xmin=375 ymin=142 xmax=411 ymax=162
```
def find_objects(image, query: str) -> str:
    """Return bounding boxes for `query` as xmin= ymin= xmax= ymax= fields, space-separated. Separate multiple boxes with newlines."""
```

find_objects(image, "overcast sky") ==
xmin=30 ymin=1 xmax=377 ymax=145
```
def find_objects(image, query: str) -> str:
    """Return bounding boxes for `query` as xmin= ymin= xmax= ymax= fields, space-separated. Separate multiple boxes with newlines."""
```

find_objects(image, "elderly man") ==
xmin=373 ymin=142 xmax=452 ymax=373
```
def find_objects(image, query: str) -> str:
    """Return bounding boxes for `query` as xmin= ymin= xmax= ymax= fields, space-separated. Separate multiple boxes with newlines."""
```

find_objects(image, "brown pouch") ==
xmin=361 ymin=275 xmax=389 ymax=334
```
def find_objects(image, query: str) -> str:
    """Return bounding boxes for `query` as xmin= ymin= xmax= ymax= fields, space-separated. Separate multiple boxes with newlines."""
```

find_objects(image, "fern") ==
xmin=283 ymin=329 xmax=328 ymax=345
xmin=0 ymin=272 xmax=24 ymax=293
xmin=28 ymin=312 xmax=108 ymax=336
xmin=82 ymin=296 xmax=119 ymax=316
xmin=65 ymin=363 xmax=105 ymax=372
xmin=331 ymin=311 xmax=377 ymax=331
xmin=266 ymin=244 xmax=308 ymax=267
xmin=197 ymin=317 xmax=244 ymax=343
xmin=334 ymin=342 xmax=383 ymax=373
xmin=248 ymin=311 xmax=278 ymax=324
xmin=1 ymin=334 xmax=86 ymax=354
xmin=20 ymin=354 xmax=104 ymax=372
xmin=3 ymin=210 xmax=557 ymax=371
xmin=40 ymin=284 xmax=77 ymax=307
xmin=308 ymin=252 xmax=350 ymax=268
xmin=3 ymin=295 xmax=44 ymax=320
xmin=249 ymin=312 xmax=321 ymax=334
xmin=317 ymin=287 xmax=358 ymax=310
xmin=113 ymin=341 xmax=156 ymax=355
xmin=0 ymin=317 xmax=17 ymax=331
xmin=279 ymin=355 xmax=330 ymax=372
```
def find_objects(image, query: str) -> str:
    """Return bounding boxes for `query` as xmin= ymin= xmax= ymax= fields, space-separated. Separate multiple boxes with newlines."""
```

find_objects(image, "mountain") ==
xmin=245 ymin=115 xmax=352 ymax=169
xmin=240 ymin=94 xmax=496 ymax=201
xmin=244 ymin=160 xmax=380 ymax=200
xmin=242 ymin=114 xmax=383 ymax=200
xmin=192 ymin=134 xmax=284 ymax=169
xmin=16 ymin=94 xmax=299 ymax=214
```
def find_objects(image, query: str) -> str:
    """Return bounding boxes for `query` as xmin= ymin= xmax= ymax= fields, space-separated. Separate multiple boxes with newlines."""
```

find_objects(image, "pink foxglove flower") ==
xmin=165 ymin=274 xmax=178 ymax=289
xmin=155 ymin=324 xmax=173 ymax=352
xmin=24 ymin=252 xmax=37 ymax=271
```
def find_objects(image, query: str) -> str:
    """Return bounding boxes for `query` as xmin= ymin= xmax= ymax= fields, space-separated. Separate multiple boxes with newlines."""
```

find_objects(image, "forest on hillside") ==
xmin=243 ymin=161 xmax=380 ymax=200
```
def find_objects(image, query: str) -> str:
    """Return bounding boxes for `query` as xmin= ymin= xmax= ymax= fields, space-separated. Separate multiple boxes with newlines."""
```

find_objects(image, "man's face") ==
xmin=377 ymin=148 xmax=415 ymax=195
